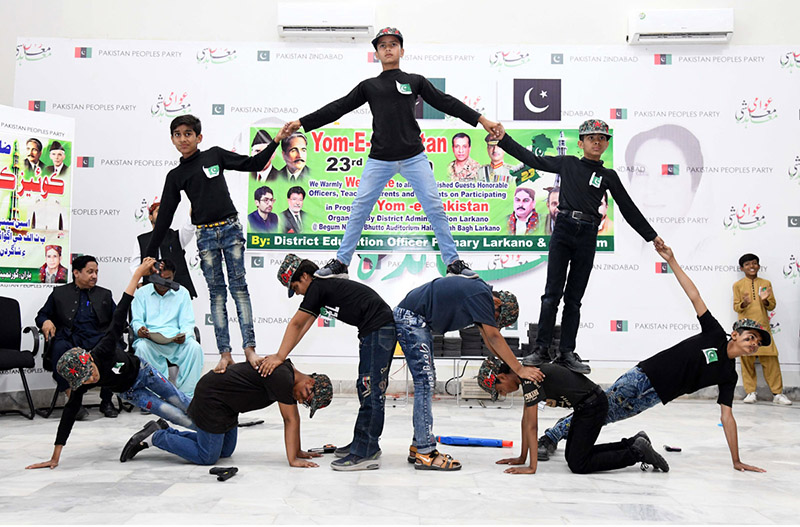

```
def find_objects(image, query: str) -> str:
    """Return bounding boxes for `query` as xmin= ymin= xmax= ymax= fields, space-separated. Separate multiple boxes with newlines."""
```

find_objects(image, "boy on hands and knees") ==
xmin=146 ymin=114 xmax=290 ymax=374
xmin=120 ymin=360 xmax=332 ymax=467
xmin=26 ymin=259 xmax=197 ymax=470
xmin=260 ymin=255 xmax=396 ymax=471
xmin=284 ymin=27 xmax=503 ymax=281
xmin=496 ymin=121 xmax=663 ymax=374
xmin=393 ymin=276 xmax=543 ymax=470
xmin=733 ymin=253 xmax=791 ymax=406
xmin=479 ymin=357 xmax=667 ymax=475
xmin=536 ymin=245 xmax=767 ymax=473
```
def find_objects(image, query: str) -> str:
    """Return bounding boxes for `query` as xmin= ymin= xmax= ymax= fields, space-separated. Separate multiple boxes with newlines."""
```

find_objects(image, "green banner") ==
xmin=245 ymin=127 xmax=614 ymax=252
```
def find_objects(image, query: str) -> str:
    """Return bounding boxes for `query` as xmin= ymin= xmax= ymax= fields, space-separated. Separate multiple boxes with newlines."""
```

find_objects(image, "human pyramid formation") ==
xmin=27 ymin=27 xmax=774 ymax=475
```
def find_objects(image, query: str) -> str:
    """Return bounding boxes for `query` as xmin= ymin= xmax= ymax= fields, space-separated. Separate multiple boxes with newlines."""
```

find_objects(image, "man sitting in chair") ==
xmin=131 ymin=259 xmax=203 ymax=397
xmin=35 ymin=254 xmax=119 ymax=419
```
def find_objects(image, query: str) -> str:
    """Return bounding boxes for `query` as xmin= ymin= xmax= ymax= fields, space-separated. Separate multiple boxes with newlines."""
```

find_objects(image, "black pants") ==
xmin=564 ymin=390 xmax=639 ymax=474
xmin=535 ymin=213 xmax=598 ymax=354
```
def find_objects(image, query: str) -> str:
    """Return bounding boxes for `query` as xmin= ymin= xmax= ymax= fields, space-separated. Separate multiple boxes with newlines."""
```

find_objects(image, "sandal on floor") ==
xmin=414 ymin=450 xmax=462 ymax=471
xmin=408 ymin=445 xmax=417 ymax=464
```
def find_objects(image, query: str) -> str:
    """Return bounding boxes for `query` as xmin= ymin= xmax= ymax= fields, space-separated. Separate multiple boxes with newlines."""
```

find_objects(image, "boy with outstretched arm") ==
xmin=393 ymin=276 xmax=542 ymax=470
xmin=259 ymin=254 xmax=396 ymax=471
xmin=119 ymin=361 xmax=332 ymax=467
xmin=535 ymin=245 xmax=767 ymax=473
xmin=146 ymin=114 xmax=290 ymax=373
xmin=496 ymin=121 xmax=663 ymax=374
xmin=26 ymin=258 xmax=196 ymax=470
xmin=478 ymin=357 xmax=667 ymax=475
xmin=284 ymin=27 xmax=502 ymax=281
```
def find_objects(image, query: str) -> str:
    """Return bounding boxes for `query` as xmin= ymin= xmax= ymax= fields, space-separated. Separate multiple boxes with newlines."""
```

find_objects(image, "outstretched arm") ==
xmin=720 ymin=404 xmax=765 ymax=472
xmin=258 ymin=310 xmax=316 ymax=376
xmin=656 ymin=244 xmax=707 ymax=317
xmin=505 ymin=404 xmax=538 ymax=474
xmin=496 ymin=407 xmax=529 ymax=466
xmin=278 ymin=402 xmax=318 ymax=468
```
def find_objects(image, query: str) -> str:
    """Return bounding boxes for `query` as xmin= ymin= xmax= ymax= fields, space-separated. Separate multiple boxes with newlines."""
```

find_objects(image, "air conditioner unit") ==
xmin=627 ymin=8 xmax=734 ymax=45
xmin=277 ymin=2 xmax=375 ymax=40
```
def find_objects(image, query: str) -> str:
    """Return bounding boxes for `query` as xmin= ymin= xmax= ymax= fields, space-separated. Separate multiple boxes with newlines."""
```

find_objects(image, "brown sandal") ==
xmin=408 ymin=445 xmax=417 ymax=464
xmin=414 ymin=449 xmax=462 ymax=471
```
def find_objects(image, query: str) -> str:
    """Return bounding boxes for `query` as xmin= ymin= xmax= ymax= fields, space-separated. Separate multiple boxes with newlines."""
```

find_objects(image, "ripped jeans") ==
xmin=394 ymin=307 xmax=438 ymax=454
xmin=120 ymin=360 xmax=197 ymax=430
xmin=349 ymin=323 xmax=396 ymax=458
xmin=544 ymin=366 xmax=661 ymax=445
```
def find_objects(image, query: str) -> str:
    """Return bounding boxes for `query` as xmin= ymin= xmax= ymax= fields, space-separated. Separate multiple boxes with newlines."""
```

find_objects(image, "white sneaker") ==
xmin=773 ymin=393 xmax=793 ymax=406
xmin=742 ymin=392 xmax=757 ymax=404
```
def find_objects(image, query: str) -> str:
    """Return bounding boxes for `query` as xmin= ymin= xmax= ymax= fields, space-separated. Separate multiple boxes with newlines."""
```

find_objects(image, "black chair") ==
xmin=0 ymin=296 xmax=40 ymax=420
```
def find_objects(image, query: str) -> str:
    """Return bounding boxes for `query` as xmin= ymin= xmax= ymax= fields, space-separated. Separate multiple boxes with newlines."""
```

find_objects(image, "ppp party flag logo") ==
xmin=513 ymin=79 xmax=561 ymax=121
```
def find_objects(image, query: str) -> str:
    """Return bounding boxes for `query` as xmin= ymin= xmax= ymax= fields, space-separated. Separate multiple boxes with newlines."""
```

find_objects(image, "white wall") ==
xmin=3 ymin=0 xmax=800 ymax=106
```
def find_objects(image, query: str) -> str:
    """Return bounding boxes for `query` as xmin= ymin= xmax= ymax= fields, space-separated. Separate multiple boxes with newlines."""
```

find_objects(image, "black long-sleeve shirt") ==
xmin=55 ymin=293 xmax=140 ymax=446
xmin=300 ymin=69 xmax=482 ymax=161
xmin=499 ymin=134 xmax=657 ymax=242
xmin=145 ymin=143 xmax=279 ymax=257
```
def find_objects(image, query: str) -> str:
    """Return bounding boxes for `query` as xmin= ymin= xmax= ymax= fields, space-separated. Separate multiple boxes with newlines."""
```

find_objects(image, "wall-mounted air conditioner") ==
xmin=627 ymin=8 xmax=734 ymax=45
xmin=277 ymin=2 xmax=375 ymax=40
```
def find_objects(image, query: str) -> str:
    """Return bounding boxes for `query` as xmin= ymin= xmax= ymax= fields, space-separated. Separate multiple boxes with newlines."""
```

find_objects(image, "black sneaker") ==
xmin=330 ymin=451 xmax=382 ymax=471
xmin=446 ymin=260 xmax=478 ymax=279
xmin=100 ymin=400 xmax=119 ymax=418
xmin=75 ymin=406 xmax=90 ymax=421
xmin=556 ymin=351 xmax=591 ymax=374
xmin=537 ymin=435 xmax=557 ymax=461
xmin=334 ymin=443 xmax=351 ymax=459
xmin=523 ymin=346 xmax=551 ymax=366
xmin=631 ymin=436 xmax=669 ymax=472
xmin=315 ymin=259 xmax=349 ymax=279
xmin=120 ymin=419 xmax=169 ymax=462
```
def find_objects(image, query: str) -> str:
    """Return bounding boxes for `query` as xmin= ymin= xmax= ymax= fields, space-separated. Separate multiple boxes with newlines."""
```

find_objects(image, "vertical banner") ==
xmin=0 ymin=105 xmax=74 ymax=283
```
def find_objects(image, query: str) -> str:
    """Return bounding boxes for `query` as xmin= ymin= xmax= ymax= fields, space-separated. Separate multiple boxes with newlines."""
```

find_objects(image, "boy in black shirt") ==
xmin=478 ymin=358 xmax=667 ymax=475
xmin=284 ymin=27 xmax=503 ymax=281
xmin=259 ymin=254 xmax=396 ymax=471
xmin=119 ymin=361 xmax=332 ymax=467
xmin=146 ymin=114 xmax=291 ymax=374
xmin=496 ymin=122 xmax=664 ymax=374
xmin=26 ymin=258 xmax=197 ymax=471
xmin=537 ymin=245 xmax=768 ymax=473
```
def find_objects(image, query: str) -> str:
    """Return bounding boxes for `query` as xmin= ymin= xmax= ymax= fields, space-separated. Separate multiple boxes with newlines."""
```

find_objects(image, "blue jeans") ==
xmin=196 ymin=219 xmax=255 ymax=354
xmin=545 ymin=366 xmax=661 ymax=444
xmin=393 ymin=307 xmax=437 ymax=454
xmin=152 ymin=426 xmax=237 ymax=465
xmin=350 ymin=324 xmax=396 ymax=458
xmin=536 ymin=213 xmax=598 ymax=354
xmin=336 ymin=152 xmax=459 ymax=266
xmin=120 ymin=360 xmax=196 ymax=430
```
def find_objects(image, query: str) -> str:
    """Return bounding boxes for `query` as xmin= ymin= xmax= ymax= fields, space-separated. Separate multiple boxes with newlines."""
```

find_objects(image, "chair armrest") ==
xmin=23 ymin=325 xmax=41 ymax=357
xmin=194 ymin=326 xmax=201 ymax=344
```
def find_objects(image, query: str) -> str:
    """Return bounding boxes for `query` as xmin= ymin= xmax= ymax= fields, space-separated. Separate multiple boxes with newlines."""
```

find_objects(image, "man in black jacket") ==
xmin=36 ymin=255 xmax=118 ymax=418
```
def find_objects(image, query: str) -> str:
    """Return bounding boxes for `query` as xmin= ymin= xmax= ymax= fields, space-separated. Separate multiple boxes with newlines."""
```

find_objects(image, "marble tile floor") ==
xmin=1 ymin=396 xmax=799 ymax=525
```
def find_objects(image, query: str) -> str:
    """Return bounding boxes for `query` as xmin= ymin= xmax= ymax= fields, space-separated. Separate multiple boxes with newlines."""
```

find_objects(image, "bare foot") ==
xmin=244 ymin=346 xmax=262 ymax=369
xmin=213 ymin=352 xmax=235 ymax=373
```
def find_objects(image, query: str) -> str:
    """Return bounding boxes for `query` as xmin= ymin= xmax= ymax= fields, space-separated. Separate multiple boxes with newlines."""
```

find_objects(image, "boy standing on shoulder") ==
xmin=733 ymin=253 xmax=791 ymax=405
xmin=496 ymin=121 xmax=664 ymax=373
xmin=284 ymin=27 xmax=503 ymax=280
xmin=146 ymin=115 xmax=290 ymax=373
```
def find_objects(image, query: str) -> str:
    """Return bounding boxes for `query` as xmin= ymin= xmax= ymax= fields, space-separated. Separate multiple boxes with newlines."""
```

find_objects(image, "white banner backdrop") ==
xmin=0 ymin=104 xmax=74 ymax=392
xmin=9 ymin=39 xmax=800 ymax=395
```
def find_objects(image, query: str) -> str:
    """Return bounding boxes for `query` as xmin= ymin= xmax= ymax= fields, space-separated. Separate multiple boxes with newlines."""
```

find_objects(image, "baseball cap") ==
xmin=732 ymin=319 xmax=771 ymax=346
xmin=56 ymin=347 xmax=94 ymax=391
xmin=277 ymin=253 xmax=302 ymax=297
xmin=305 ymin=373 xmax=333 ymax=418
xmin=495 ymin=290 xmax=519 ymax=328
xmin=476 ymin=356 xmax=504 ymax=401
xmin=371 ymin=27 xmax=403 ymax=49
xmin=578 ymin=119 xmax=612 ymax=138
